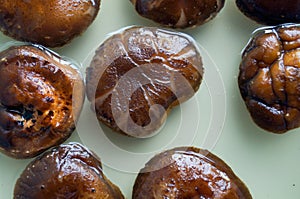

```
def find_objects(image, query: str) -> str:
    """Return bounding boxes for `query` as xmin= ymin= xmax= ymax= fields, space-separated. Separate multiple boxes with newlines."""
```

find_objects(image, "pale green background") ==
xmin=1 ymin=0 xmax=300 ymax=198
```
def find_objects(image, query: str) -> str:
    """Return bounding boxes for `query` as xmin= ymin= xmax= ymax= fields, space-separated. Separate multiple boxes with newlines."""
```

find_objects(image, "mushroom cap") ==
xmin=131 ymin=0 xmax=225 ymax=28
xmin=238 ymin=24 xmax=300 ymax=133
xmin=0 ymin=0 xmax=101 ymax=47
xmin=236 ymin=0 xmax=300 ymax=25
xmin=133 ymin=147 xmax=252 ymax=198
xmin=14 ymin=142 xmax=124 ymax=199
xmin=86 ymin=26 xmax=203 ymax=137
xmin=0 ymin=45 xmax=85 ymax=158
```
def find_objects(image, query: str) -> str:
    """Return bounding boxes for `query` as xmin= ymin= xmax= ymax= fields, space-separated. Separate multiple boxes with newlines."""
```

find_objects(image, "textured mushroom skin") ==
xmin=131 ymin=0 xmax=225 ymax=28
xmin=0 ymin=0 xmax=101 ymax=47
xmin=14 ymin=143 xmax=124 ymax=199
xmin=0 ymin=45 xmax=84 ymax=158
xmin=238 ymin=24 xmax=300 ymax=133
xmin=133 ymin=147 xmax=252 ymax=199
xmin=86 ymin=26 xmax=203 ymax=137
xmin=236 ymin=0 xmax=300 ymax=25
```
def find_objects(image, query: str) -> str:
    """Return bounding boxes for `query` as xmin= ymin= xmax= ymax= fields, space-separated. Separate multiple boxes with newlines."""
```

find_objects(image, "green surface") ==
xmin=1 ymin=0 xmax=300 ymax=198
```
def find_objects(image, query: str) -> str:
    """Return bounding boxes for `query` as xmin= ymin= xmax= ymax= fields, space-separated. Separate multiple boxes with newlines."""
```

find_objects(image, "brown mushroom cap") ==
xmin=133 ymin=147 xmax=252 ymax=198
xmin=0 ymin=45 xmax=84 ymax=158
xmin=131 ymin=0 xmax=225 ymax=28
xmin=0 ymin=0 xmax=101 ymax=47
xmin=86 ymin=26 xmax=203 ymax=137
xmin=236 ymin=0 xmax=300 ymax=25
xmin=14 ymin=142 xmax=124 ymax=199
xmin=238 ymin=24 xmax=300 ymax=133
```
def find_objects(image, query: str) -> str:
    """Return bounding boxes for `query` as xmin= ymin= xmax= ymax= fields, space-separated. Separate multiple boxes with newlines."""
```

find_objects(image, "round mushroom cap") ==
xmin=236 ymin=0 xmax=300 ymax=25
xmin=0 ymin=45 xmax=85 ymax=158
xmin=14 ymin=142 xmax=124 ymax=199
xmin=0 ymin=0 xmax=101 ymax=47
xmin=131 ymin=0 xmax=225 ymax=28
xmin=238 ymin=24 xmax=300 ymax=133
xmin=133 ymin=147 xmax=252 ymax=198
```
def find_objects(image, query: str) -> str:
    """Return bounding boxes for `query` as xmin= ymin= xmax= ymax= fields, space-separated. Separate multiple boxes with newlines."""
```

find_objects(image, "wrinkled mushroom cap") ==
xmin=238 ymin=24 xmax=300 ymax=133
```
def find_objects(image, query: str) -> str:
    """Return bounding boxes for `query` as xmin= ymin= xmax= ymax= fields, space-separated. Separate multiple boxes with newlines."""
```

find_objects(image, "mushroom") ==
xmin=130 ymin=0 xmax=225 ymax=28
xmin=133 ymin=147 xmax=252 ymax=198
xmin=0 ymin=45 xmax=84 ymax=158
xmin=0 ymin=0 xmax=101 ymax=47
xmin=86 ymin=26 xmax=204 ymax=138
xmin=14 ymin=142 xmax=124 ymax=199
xmin=238 ymin=24 xmax=300 ymax=133
xmin=236 ymin=0 xmax=300 ymax=25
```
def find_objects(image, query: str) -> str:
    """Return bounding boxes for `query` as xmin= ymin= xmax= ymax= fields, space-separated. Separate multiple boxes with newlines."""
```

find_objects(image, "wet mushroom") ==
xmin=236 ymin=0 xmax=300 ymax=25
xmin=0 ymin=45 xmax=84 ymax=158
xmin=0 ymin=0 xmax=101 ymax=47
xmin=238 ymin=24 xmax=300 ymax=133
xmin=133 ymin=147 xmax=252 ymax=198
xmin=14 ymin=142 xmax=124 ymax=199
xmin=86 ymin=26 xmax=204 ymax=138
xmin=130 ymin=0 xmax=225 ymax=28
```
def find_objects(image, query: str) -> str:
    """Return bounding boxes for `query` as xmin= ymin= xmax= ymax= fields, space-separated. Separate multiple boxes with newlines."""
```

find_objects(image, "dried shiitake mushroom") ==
xmin=0 ymin=0 xmax=101 ymax=47
xmin=0 ymin=45 xmax=84 ymax=158
xmin=130 ymin=0 xmax=225 ymax=28
xmin=238 ymin=24 xmax=300 ymax=133
xmin=14 ymin=142 xmax=124 ymax=199
xmin=133 ymin=147 xmax=252 ymax=198
xmin=236 ymin=0 xmax=300 ymax=25
xmin=86 ymin=26 xmax=203 ymax=138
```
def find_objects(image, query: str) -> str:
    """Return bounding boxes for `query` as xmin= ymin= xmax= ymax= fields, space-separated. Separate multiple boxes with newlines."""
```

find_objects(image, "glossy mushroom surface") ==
xmin=0 ymin=0 xmax=101 ymax=47
xmin=86 ymin=26 xmax=203 ymax=137
xmin=131 ymin=0 xmax=225 ymax=28
xmin=14 ymin=142 xmax=124 ymax=199
xmin=133 ymin=147 xmax=252 ymax=198
xmin=238 ymin=24 xmax=300 ymax=133
xmin=236 ymin=0 xmax=300 ymax=25
xmin=0 ymin=45 xmax=84 ymax=158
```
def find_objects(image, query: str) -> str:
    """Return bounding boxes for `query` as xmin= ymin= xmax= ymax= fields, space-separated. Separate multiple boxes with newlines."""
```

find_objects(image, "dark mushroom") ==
xmin=236 ymin=0 xmax=300 ymax=25
xmin=130 ymin=0 xmax=225 ymax=28
xmin=0 ymin=0 xmax=101 ymax=47
xmin=86 ymin=26 xmax=203 ymax=138
xmin=0 ymin=45 xmax=84 ymax=158
xmin=133 ymin=147 xmax=252 ymax=198
xmin=238 ymin=24 xmax=300 ymax=133
xmin=14 ymin=142 xmax=124 ymax=199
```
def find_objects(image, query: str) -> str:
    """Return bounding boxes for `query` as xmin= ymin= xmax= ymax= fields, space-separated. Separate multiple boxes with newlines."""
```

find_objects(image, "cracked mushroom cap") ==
xmin=130 ymin=0 xmax=225 ymax=28
xmin=238 ymin=24 xmax=300 ymax=133
xmin=14 ymin=142 xmax=124 ymax=199
xmin=86 ymin=26 xmax=203 ymax=138
xmin=0 ymin=45 xmax=84 ymax=158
